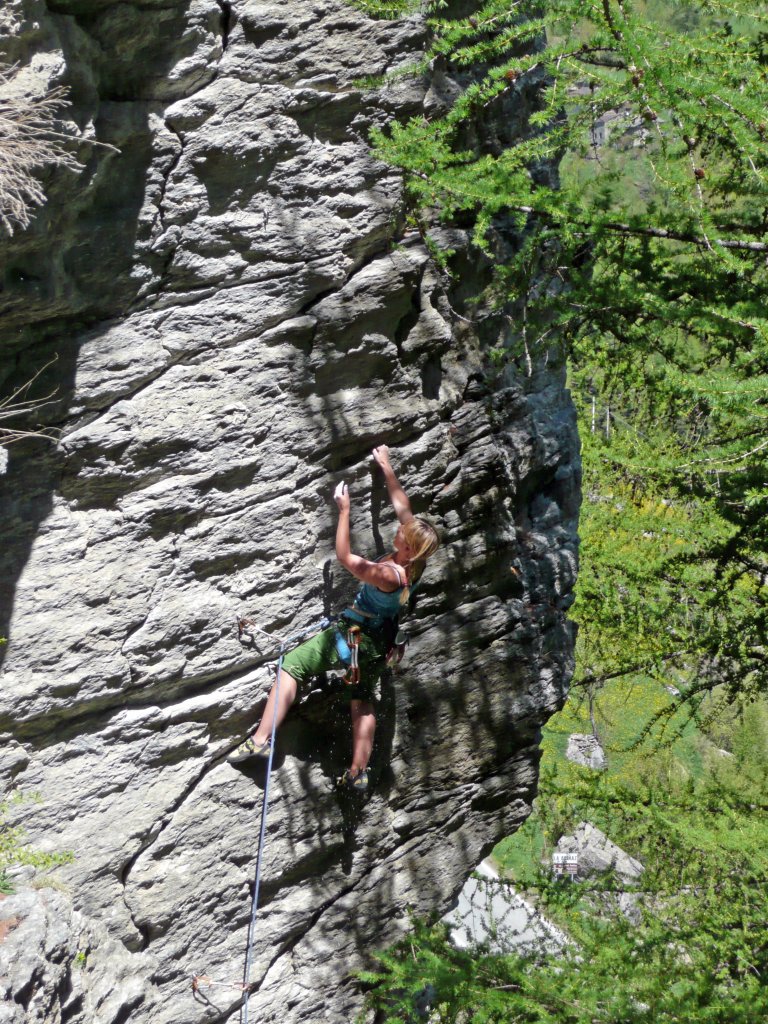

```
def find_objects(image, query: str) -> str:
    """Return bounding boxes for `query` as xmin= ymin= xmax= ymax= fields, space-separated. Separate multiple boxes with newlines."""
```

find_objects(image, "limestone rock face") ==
xmin=0 ymin=880 xmax=152 ymax=1024
xmin=0 ymin=3 xmax=580 ymax=1023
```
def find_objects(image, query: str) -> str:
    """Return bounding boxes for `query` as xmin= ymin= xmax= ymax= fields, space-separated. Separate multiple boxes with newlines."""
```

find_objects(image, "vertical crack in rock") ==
xmin=148 ymin=125 xmax=185 ymax=241
xmin=253 ymin=875 xmax=363 ymax=994
xmin=216 ymin=1 xmax=233 ymax=53
xmin=119 ymin=749 xmax=234 ymax=951
xmin=137 ymin=119 xmax=187 ymax=305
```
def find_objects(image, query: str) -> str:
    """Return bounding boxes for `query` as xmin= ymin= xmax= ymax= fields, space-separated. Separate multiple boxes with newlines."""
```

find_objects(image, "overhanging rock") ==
xmin=0 ymin=2 xmax=580 ymax=1022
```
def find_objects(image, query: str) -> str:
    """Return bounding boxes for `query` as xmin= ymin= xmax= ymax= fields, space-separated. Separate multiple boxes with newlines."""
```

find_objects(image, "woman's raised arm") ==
xmin=372 ymin=445 xmax=413 ymax=524
xmin=333 ymin=481 xmax=402 ymax=592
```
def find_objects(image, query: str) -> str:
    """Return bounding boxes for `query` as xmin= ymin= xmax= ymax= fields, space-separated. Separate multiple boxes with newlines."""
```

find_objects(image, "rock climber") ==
xmin=228 ymin=445 xmax=441 ymax=792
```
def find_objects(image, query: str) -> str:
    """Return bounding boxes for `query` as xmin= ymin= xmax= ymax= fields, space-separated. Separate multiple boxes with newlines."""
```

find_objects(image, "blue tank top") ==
xmin=343 ymin=560 xmax=406 ymax=627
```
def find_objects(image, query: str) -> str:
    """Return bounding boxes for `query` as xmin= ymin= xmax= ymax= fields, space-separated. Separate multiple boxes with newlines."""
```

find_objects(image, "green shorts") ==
xmin=281 ymin=624 xmax=386 ymax=703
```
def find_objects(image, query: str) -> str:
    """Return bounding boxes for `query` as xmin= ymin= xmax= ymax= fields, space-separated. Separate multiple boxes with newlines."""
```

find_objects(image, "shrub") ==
xmin=0 ymin=63 xmax=80 ymax=235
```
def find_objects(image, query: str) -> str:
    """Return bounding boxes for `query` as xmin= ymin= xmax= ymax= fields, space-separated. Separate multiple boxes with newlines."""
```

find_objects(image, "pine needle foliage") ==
xmin=360 ymin=706 xmax=768 ymax=1024
xmin=353 ymin=0 xmax=768 ymax=708
xmin=352 ymin=7 xmax=768 ymax=1015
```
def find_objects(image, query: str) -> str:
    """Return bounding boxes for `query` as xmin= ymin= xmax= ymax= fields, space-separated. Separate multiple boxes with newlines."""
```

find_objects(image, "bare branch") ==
xmin=506 ymin=202 xmax=768 ymax=252
xmin=0 ymin=357 xmax=60 ymax=448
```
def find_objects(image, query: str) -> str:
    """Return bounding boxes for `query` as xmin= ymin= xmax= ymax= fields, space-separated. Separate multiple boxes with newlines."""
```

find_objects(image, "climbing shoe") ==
xmin=340 ymin=768 xmax=368 ymax=794
xmin=228 ymin=737 xmax=271 ymax=765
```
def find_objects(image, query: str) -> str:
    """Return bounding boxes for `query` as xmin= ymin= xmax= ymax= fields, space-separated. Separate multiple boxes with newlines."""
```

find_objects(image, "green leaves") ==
xmin=353 ymin=9 xmax=768 ymax=1013
xmin=361 ymin=697 xmax=768 ymax=1024
xmin=357 ymin=2 xmax=768 ymax=715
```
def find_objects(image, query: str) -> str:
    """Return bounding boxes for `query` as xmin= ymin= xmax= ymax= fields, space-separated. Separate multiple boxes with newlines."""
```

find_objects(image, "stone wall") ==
xmin=0 ymin=3 xmax=580 ymax=1022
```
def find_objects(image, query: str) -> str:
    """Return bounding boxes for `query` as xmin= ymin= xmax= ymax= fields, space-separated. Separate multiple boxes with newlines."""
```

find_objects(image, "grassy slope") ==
xmin=492 ymin=671 xmax=703 ymax=879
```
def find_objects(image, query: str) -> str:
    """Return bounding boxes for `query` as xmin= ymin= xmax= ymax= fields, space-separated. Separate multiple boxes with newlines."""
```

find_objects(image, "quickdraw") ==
xmin=336 ymin=619 xmax=410 ymax=677
xmin=343 ymin=624 xmax=361 ymax=685
xmin=386 ymin=627 xmax=409 ymax=668
xmin=192 ymin=975 xmax=249 ymax=994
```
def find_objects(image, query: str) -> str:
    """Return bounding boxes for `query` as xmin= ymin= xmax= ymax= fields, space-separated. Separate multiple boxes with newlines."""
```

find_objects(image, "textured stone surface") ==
xmin=566 ymin=733 xmax=607 ymax=771
xmin=555 ymin=823 xmax=645 ymax=926
xmin=444 ymin=858 xmax=567 ymax=956
xmin=0 ymin=881 xmax=154 ymax=1024
xmin=555 ymin=822 xmax=644 ymax=884
xmin=0 ymin=2 xmax=580 ymax=1023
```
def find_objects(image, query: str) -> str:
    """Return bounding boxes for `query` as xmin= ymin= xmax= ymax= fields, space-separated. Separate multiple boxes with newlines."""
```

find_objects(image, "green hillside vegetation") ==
xmin=0 ymin=792 xmax=73 ymax=894
xmin=493 ymin=683 xmax=768 ymax=887
xmin=351 ymin=0 xmax=768 ymax=1019
xmin=492 ymin=673 xmax=700 ymax=883
xmin=362 ymin=699 xmax=768 ymax=1022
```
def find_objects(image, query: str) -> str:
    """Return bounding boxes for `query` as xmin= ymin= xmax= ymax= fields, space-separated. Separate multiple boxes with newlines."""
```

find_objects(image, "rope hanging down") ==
xmin=239 ymin=617 xmax=328 ymax=1024
xmin=190 ymin=616 xmax=328 ymax=1017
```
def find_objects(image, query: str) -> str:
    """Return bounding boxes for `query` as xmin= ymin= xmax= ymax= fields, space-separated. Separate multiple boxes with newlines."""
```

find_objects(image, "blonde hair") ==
xmin=399 ymin=517 xmax=440 ymax=605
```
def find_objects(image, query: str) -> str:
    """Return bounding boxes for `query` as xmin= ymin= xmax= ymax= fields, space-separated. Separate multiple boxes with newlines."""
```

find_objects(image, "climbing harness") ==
xmin=336 ymin=616 xmax=411 ymax=677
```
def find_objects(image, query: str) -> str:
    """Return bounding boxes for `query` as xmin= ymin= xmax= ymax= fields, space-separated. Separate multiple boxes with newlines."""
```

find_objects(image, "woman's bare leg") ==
xmin=252 ymin=669 xmax=298 ymax=745
xmin=350 ymin=699 xmax=376 ymax=773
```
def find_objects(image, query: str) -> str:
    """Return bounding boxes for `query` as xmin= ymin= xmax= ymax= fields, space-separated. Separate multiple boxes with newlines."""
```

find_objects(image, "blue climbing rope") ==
xmin=241 ymin=617 xmax=329 ymax=1024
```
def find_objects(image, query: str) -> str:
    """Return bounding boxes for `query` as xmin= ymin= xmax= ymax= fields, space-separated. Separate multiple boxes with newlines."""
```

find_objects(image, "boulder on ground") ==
xmin=554 ymin=821 xmax=643 ymax=885
xmin=566 ymin=733 xmax=607 ymax=771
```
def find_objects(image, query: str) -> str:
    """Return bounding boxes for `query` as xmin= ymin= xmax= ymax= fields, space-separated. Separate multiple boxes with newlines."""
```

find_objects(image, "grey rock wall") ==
xmin=0 ymin=880 xmax=152 ymax=1024
xmin=0 ymin=2 xmax=580 ymax=1023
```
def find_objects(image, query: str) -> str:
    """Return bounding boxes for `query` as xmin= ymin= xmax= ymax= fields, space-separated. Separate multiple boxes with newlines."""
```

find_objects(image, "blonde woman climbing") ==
xmin=229 ymin=445 xmax=440 ymax=793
